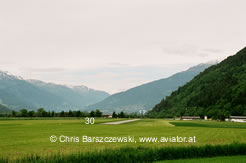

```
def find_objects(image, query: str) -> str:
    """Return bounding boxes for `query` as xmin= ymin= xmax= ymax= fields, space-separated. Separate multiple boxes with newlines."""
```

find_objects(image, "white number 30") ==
xmin=85 ymin=117 xmax=95 ymax=124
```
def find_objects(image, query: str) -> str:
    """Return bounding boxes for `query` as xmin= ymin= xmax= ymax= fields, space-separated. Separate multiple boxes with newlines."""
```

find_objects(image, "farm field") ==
xmin=1 ymin=118 xmax=246 ymax=161
xmin=156 ymin=155 xmax=246 ymax=163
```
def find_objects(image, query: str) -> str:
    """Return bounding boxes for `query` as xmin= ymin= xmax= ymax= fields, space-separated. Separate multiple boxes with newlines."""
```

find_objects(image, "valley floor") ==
xmin=156 ymin=155 xmax=246 ymax=163
xmin=1 ymin=118 xmax=246 ymax=161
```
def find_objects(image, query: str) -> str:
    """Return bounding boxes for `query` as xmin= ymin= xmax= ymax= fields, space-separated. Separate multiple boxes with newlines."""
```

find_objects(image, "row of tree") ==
xmin=0 ymin=108 xmax=141 ymax=118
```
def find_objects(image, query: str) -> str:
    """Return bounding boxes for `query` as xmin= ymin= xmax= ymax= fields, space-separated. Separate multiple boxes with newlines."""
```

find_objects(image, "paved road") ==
xmin=103 ymin=119 xmax=141 ymax=125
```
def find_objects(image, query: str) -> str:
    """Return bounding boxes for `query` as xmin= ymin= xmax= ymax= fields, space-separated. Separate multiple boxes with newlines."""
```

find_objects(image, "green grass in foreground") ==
xmin=1 ymin=143 xmax=246 ymax=163
xmin=170 ymin=121 xmax=246 ymax=129
xmin=156 ymin=155 xmax=246 ymax=163
xmin=1 ymin=118 xmax=246 ymax=161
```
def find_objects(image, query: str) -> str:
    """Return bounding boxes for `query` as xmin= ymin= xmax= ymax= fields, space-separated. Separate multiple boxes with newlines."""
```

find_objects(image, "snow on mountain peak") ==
xmin=0 ymin=70 xmax=23 ymax=80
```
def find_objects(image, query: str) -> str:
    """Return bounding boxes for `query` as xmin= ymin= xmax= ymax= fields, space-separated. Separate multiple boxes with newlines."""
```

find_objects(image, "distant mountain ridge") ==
xmin=0 ymin=104 xmax=11 ymax=113
xmin=0 ymin=71 xmax=110 ymax=111
xmin=87 ymin=63 xmax=213 ymax=113
xmin=149 ymin=47 xmax=246 ymax=119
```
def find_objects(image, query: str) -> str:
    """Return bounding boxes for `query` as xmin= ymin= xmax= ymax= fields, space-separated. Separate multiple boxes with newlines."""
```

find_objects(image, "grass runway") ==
xmin=1 ymin=118 xmax=246 ymax=161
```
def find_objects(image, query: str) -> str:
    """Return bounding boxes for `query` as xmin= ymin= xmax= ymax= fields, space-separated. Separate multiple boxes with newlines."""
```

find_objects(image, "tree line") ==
xmin=0 ymin=108 xmax=141 ymax=118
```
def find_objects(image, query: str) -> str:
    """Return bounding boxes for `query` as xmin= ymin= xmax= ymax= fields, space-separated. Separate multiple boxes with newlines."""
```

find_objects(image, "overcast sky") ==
xmin=0 ymin=0 xmax=246 ymax=93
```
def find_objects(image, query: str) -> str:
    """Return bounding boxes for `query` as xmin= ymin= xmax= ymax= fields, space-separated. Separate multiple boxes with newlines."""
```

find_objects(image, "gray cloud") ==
xmin=0 ymin=0 xmax=246 ymax=92
xmin=162 ymin=45 xmax=222 ymax=58
xmin=23 ymin=68 xmax=65 ymax=73
xmin=202 ymin=48 xmax=224 ymax=53
xmin=162 ymin=44 xmax=198 ymax=56
xmin=19 ymin=64 xmax=193 ymax=94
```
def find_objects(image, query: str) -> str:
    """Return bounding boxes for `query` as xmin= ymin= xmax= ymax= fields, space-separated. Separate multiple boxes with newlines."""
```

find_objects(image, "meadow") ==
xmin=1 ymin=118 xmax=246 ymax=162
xmin=156 ymin=155 xmax=246 ymax=163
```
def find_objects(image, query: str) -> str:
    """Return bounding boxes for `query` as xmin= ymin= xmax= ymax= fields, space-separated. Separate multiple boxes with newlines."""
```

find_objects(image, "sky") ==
xmin=0 ymin=0 xmax=246 ymax=94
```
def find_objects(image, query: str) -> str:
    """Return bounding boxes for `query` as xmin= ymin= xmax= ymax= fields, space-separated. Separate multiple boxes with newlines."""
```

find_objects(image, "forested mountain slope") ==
xmin=149 ymin=47 xmax=246 ymax=119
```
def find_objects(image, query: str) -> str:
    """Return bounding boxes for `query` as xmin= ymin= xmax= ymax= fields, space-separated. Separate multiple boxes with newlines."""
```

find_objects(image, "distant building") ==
xmin=229 ymin=116 xmax=246 ymax=123
xmin=204 ymin=116 xmax=208 ymax=120
xmin=181 ymin=116 xmax=201 ymax=120
xmin=102 ymin=114 xmax=112 ymax=118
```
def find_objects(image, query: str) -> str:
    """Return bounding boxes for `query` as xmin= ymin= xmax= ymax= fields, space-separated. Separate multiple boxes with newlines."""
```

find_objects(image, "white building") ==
xmin=181 ymin=116 xmax=201 ymax=120
xmin=204 ymin=116 xmax=208 ymax=120
xmin=229 ymin=116 xmax=246 ymax=123
xmin=102 ymin=114 xmax=112 ymax=118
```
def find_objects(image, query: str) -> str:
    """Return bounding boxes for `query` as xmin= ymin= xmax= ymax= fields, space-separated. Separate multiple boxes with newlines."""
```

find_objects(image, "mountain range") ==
xmin=0 ymin=104 xmax=11 ymax=113
xmin=0 ymin=71 xmax=109 ymax=111
xmin=87 ymin=63 xmax=213 ymax=113
xmin=149 ymin=47 xmax=246 ymax=119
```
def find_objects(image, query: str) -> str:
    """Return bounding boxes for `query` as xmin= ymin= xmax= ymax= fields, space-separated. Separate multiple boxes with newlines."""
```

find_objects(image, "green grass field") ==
xmin=169 ymin=121 xmax=246 ymax=129
xmin=156 ymin=155 xmax=246 ymax=163
xmin=1 ymin=118 xmax=246 ymax=161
